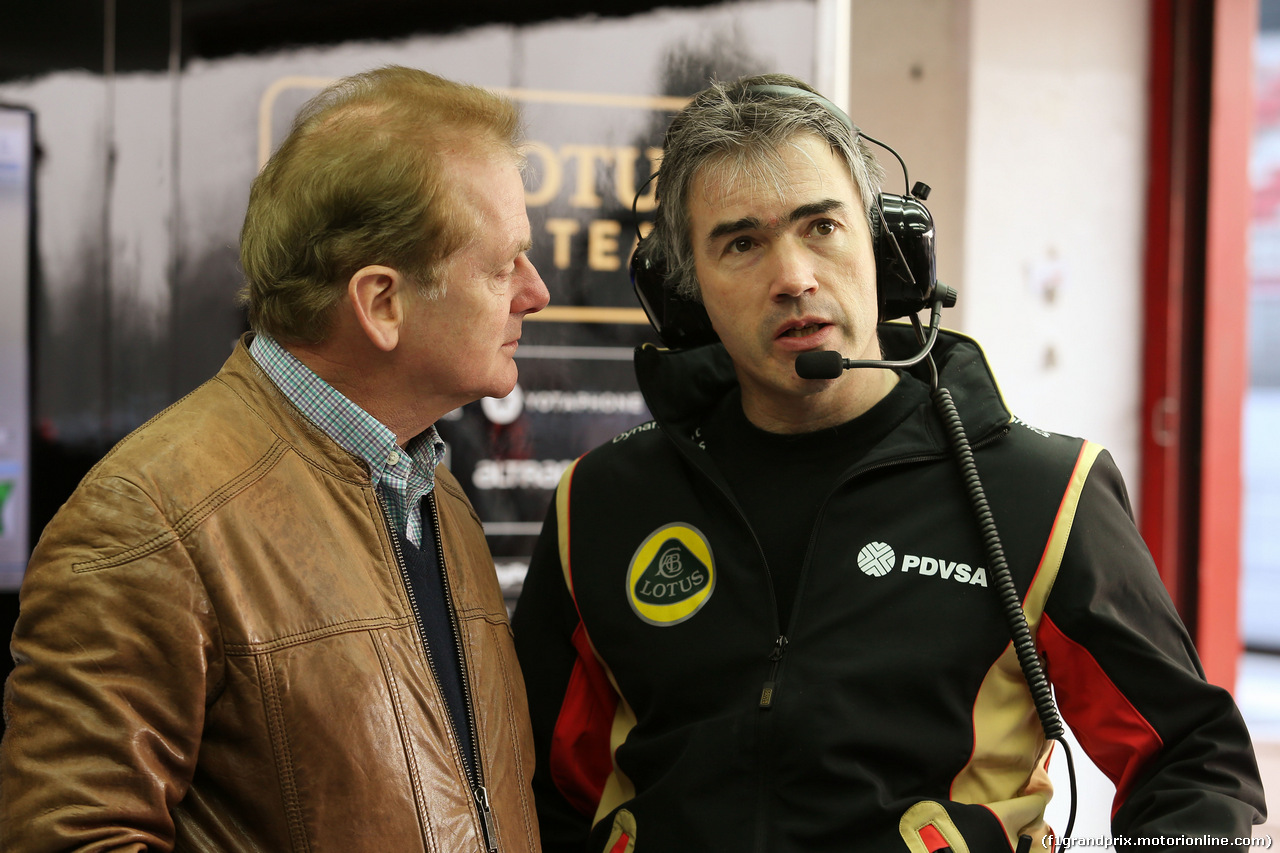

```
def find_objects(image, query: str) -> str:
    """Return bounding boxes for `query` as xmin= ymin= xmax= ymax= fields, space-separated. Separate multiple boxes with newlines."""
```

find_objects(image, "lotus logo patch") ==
xmin=627 ymin=523 xmax=715 ymax=626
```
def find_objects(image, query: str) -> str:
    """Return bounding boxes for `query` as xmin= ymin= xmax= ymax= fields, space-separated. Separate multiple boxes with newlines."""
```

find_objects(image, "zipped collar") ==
xmin=633 ymin=324 xmax=1013 ymax=465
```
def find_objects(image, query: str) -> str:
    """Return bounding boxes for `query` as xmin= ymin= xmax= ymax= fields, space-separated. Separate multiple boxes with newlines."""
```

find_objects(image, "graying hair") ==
xmin=648 ymin=73 xmax=885 ymax=300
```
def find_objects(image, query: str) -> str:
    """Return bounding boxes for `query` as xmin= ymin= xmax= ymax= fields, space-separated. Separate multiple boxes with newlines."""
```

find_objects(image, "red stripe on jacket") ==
xmin=549 ymin=621 xmax=618 ymax=816
xmin=1038 ymin=614 xmax=1164 ymax=816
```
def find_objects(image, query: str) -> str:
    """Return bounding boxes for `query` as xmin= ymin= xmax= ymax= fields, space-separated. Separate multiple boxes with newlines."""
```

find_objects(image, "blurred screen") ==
xmin=0 ymin=106 xmax=32 ymax=590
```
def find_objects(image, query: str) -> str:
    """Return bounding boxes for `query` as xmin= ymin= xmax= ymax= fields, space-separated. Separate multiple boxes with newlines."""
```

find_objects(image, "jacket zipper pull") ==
xmin=759 ymin=635 xmax=789 ymax=708
xmin=474 ymin=785 xmax=499 ymax=852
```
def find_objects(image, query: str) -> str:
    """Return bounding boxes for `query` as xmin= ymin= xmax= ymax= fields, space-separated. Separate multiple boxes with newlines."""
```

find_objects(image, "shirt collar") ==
xmin=248 ymin=332 xmax=444 ymax=487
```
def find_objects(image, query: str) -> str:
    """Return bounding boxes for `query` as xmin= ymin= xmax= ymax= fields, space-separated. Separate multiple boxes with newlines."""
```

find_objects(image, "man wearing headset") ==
xmin=1 ymin=67 xmax=548 ymax=850
xmin=511 ymin=73 xmax=1264 ymax=852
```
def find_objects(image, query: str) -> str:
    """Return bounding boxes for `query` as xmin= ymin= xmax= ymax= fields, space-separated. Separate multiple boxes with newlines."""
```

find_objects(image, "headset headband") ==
xmin=741 ymin=83 xmax=856 ymax=134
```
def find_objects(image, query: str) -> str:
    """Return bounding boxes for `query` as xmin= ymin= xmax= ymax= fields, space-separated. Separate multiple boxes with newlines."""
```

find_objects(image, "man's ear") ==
xmin=348 ymin=265 xmax=408 ymax=352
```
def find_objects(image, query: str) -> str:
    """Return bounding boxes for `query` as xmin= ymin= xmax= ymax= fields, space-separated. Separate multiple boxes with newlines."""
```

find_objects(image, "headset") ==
xmin=629 ymin=83 xmax=951 ymax=350
xmin=628 ymin=84 xmax=1076 ymax=851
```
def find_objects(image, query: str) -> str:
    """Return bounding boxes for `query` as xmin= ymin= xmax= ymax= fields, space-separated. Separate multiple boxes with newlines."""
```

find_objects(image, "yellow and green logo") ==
xmin=627 ymin=523 xmax=715 ymax=626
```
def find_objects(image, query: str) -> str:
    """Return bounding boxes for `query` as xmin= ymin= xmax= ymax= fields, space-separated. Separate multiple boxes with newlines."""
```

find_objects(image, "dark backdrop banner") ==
xmin=0 ymin=0 xmax=827 ymax=596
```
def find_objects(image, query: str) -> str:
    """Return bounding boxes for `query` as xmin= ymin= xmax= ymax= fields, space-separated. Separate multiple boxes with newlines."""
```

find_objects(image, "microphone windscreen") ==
xmin=795 ymin=351 xmax=845 ymax=379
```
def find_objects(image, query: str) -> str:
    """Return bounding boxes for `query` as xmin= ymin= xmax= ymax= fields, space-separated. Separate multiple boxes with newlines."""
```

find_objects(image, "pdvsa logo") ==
xmin=856 ymin=541 xmax=989 ymax=587
xmin=857 ymin=542 xmax=897 ymax=577
xmin=627 ymin=523 xmax=715 ymax=626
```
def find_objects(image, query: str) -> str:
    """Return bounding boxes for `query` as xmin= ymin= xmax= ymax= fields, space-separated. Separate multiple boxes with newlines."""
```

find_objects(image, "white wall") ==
xmin=963 ymin=0 xmax=1150 ymax=489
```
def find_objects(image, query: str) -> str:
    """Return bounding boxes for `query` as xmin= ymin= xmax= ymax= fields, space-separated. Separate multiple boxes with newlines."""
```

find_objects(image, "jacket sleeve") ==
xmin=0 ymin=474 xmax=221 ymax=851
xmin=1038 ymin=449 xmax=1265 ymax=840
xmin=512 ymin=489 xmax=612 ymax=853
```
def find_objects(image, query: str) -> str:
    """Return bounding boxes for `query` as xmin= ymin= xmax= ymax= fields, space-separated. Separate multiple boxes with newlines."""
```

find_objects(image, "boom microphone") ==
xmin=792 ymin=283 xmax=958 ymax=381
xmin=795 ymin=351 xmax=846 ymax=379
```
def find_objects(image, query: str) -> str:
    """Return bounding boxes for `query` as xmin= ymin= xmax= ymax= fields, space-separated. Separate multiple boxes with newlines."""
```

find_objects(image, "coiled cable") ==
xmin=918 ymin=328 xmax=1078 ymax=842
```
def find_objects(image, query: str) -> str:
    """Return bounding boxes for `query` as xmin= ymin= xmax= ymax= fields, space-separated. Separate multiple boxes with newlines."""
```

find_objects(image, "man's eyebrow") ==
xmin=791 ymin=199 xmax=847 ymax=221
xmin=705 ymin=216 xmax=764 ymax=245
xmin=502 ymin=233 xmax=534 ymax=259
xmin=703 ymin=198 xmax=848 ymax=248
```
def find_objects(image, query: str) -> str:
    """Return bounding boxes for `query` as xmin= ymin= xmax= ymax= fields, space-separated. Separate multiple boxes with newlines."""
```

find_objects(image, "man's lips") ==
xmin=503 ymin=324 xmax=524 ymax=349
xmin=774 ymin=319 xmax=831 ymax=340
xmin=778 ymin=323 xmax=826 ymax=339
xmin=771 ymin=319 xmax=835 ymax=353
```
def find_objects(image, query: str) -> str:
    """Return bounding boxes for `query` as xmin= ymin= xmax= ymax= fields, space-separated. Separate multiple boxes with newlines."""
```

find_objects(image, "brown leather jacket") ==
xmin=0 ymin=340 xmax=541 ymax=852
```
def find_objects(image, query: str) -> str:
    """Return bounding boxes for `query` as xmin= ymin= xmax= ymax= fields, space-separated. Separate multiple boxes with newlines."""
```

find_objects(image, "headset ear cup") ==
xmin=630 ymin=239 xmax=720 ymax=349
xmin=873 ymin=193 xmax=938 ymax=321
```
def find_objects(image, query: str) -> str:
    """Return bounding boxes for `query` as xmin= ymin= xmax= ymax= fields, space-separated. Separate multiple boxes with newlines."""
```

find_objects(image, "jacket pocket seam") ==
xmin=375 ymin=630 xmax=438 ymax=850
xmin=222 ymin=615 xmax=412 ymax=654
xmin=260 ymin=652 xmax=313 ymax=853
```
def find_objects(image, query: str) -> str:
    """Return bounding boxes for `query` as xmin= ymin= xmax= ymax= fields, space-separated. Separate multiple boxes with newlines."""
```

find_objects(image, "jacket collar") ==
xmin=214 ymin=334 xmax=375 ymax=484
xmin=633 ymin=323 xmax=1012 ymax=460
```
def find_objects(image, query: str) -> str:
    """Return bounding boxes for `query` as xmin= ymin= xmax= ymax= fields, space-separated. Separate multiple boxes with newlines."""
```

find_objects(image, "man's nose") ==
xmin=515 ymin=255 xmax=551 ymax=315
xmin=768 ymin=239 xmax=819 ymax=301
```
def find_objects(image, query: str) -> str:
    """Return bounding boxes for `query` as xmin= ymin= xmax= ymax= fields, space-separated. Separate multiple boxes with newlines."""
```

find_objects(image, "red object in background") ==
xmin=1139 ymin=0 xmax=1256 ymax=691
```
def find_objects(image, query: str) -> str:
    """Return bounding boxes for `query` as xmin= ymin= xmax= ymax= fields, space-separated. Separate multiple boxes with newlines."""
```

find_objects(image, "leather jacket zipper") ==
xmin=426 ymin=493 xmax=498 ymax=853
xmin=474 ymin=784 xmax=499 ymax=852
xmin=379 ymin=492 xmax=497 ymax=852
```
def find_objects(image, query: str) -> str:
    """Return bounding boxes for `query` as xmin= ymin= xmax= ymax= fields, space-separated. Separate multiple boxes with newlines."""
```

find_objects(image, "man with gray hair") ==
xmin=512 ymin=73 xmax=1263 ymax=851
xmin=2 ymin=66 xmax=548 ymax=851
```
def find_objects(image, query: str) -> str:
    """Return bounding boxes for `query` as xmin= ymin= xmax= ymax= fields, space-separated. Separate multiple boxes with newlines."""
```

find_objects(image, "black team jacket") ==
xmin=512 ymin=326 xmax=1264 ymax=852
